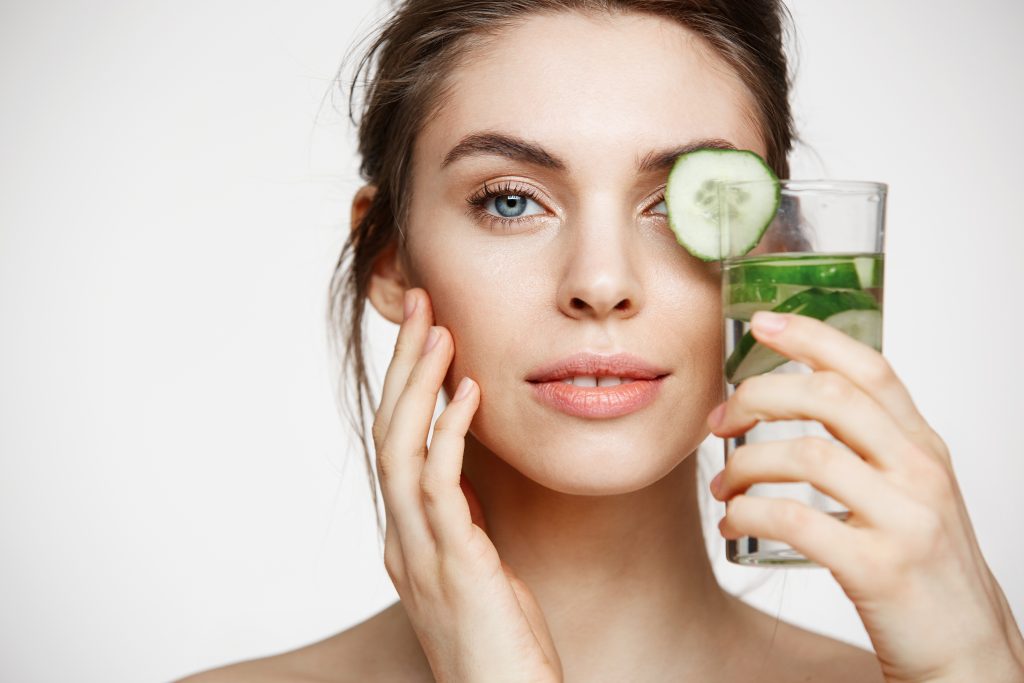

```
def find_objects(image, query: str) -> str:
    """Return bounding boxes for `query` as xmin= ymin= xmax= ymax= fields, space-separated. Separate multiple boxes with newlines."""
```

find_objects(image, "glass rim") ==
xmin=722 ymin=179 xmax=888 ymax=195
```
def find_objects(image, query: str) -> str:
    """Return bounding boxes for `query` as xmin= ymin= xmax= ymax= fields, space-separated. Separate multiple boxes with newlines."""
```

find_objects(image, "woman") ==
xmin=183 ymin=1 xmax=1024 ymax=680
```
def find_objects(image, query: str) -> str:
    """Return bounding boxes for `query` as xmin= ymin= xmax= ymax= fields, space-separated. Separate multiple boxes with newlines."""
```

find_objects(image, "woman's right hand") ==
xmin=371 ymin=287 xmax=563 ymax=683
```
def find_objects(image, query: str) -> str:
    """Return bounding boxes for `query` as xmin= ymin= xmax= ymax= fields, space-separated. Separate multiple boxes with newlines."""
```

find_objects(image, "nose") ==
xmin=556 ymin=210 xmax=644 ymax=321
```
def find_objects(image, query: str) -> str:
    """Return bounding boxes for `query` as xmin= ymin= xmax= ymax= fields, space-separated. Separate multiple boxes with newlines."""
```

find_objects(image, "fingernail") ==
xmin=752 ymin=310 xmax=787 ymax=334
xmin=710 ymin=470 xmax=723 ymax=496
xmin=403 ymin=290 xmax=417 ymax=321
xmin=453 ymin=377 xmax=474 ymax=401
xmin=423 ymin=327 xmax=441 ymax=354
xmin=708 ymin=402 xmax=726 ymax=429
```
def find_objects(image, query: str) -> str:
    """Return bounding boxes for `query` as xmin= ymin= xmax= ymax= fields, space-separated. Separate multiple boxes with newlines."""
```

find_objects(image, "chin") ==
xmin=482 ymin=427 xmax=697 ymax=496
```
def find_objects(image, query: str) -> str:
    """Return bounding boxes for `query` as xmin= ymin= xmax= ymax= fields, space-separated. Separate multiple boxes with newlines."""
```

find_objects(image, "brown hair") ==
xmin=328 ymin=0 xmax=795 ymax=530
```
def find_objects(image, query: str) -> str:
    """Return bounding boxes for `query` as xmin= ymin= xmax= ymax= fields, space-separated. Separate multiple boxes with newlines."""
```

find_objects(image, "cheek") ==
xmin=669 ymin=274 xmax=725 ymax=415
xmin=414 ymin=260 xmax=532 ymax=400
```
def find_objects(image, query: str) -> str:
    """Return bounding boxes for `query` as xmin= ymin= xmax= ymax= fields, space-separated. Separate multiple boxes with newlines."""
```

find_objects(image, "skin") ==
xmin=179 ymin=10 xmax=1024 ymax=683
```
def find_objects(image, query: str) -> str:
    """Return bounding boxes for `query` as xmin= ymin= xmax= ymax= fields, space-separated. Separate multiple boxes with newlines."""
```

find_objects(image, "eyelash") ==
xmin=466 ymin=180 xmax=546 ymax=231
xmin=466 ymin=181 xmax=668 ymax=232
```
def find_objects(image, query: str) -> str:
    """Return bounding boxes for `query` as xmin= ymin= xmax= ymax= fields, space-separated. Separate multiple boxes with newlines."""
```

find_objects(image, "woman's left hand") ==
xmin=708 ymin=310 xmax=1024 ymax=683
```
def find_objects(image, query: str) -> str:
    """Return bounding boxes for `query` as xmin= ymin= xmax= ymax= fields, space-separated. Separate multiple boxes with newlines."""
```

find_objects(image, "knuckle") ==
xmin=375 ymin=456 xmax=391 ymax=481
xmin=728 ymin=494 xmax=757 ymax=525
xmin=862 ymin=355 xmax=896 ymax=392
xmin=795 ymin=437 xmax=834 ymax=478
xmin=419 ymin=470 xmax=448 ymax=506
xmin=774 ymin=499 xmax=810 ymax=534
xmin=394 ymin=332 xmax=423 ymax=358
xmin=431 ymin=411 xmax=460 ymax=437
xmin=383 ymin=547 xmax=404 ymax=585
xmin=930 ymin=437 xmax=953 ymax=466
xmin=375 ymin=447 xmax=395 ymax=481
xmin=812 ymin=370 xmax=853 ymax=403
xmin=408 ymin=372 xmax=442 ymax=405
xmin=727 ymin=443 xmax=760 ymax=483
xmin=912 ymin=453 xmax=955 ymax=503
xmin=371 ymin=419 xmax=386 ymax=448
xmin=733 ymin=374 xmax=766 ymax=405
xmin=728 ymin=443 xmax=751 ymax=472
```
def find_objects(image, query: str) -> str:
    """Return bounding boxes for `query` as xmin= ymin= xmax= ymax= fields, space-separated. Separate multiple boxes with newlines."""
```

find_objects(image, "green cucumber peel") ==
xmin=725 ymin=288 xmax=880 ymax=384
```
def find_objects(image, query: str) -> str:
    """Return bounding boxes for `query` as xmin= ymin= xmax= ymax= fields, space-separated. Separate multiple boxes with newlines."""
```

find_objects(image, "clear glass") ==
xmin=719 ymin=179 xmax=887 ymax=567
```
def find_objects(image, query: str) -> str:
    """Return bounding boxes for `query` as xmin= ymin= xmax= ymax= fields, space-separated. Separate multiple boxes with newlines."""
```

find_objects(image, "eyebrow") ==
xmin=635 ymin=138 xmax=738 ymax=173
xmin=440 ymin=131 xmax=739 ymax=173
xmin=442 ymin=132 xmax=565 ymax=170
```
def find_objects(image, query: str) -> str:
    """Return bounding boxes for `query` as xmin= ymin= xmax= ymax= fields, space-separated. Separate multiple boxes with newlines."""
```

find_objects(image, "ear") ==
xmin=352 ymin=185 xmax=408 ymax=325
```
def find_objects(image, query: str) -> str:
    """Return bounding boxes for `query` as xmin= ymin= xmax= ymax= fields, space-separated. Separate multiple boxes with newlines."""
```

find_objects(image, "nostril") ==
xmin=568 ymin=297 xmax=632 ymax=313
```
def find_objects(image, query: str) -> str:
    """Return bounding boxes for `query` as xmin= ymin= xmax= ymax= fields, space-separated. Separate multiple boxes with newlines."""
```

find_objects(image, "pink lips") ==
xmin=529 ymin=377 xmax=666 ymax=418
xmin=526 ymin=352 xmax=669 ymax=419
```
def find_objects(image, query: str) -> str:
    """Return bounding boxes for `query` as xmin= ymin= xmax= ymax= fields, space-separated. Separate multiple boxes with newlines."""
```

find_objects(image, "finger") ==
xmin=420 ymin=376 xmax=481 ymax=553
xmin=379 ymin=324 xmax=454 ymax=546
xmin=712 ymin=370 xmax=916 ymax=470
xmin=375 ymin=288 xmax=434 ymax=438
xmin=719 ymin=494 xmax=866 ymax=570
xmin=372 ymin=288 xmax=431 ymax=539
xmin=461 ymin=473 xmax=488 ymax=534
xmin=749 ymin=311 xmax=940 ymax=451
xmin=382 ymin=514 xmax=407 ymax=585
xmin=714 ymin=437 xmax=912 ymax=527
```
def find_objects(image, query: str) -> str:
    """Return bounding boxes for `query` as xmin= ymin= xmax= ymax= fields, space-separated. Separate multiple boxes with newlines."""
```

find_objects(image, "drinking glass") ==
xmin=719 ymin=179 xmax=887 ymax=566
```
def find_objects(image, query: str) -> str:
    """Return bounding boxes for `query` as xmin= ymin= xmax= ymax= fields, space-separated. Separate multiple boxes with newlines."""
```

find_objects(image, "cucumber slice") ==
xmin=724 ymin=282 xmax=807 ymax=322
xmin=725 ymin=288 xmax=880 ymax=384
xmin=853 ymin=255 xmax=883 ymax=289
xmin=773 ymin=287 xmax=879 ymax=316
xmin=728 ymin=258 xmax=861 ymax=289
xmin=665 ymin=149 xmax=779 ymax=261
xmin=823 ymin=308 xmax=883 ymax=351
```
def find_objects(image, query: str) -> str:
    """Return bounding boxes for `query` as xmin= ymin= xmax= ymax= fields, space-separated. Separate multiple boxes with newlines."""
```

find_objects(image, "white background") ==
xmin=1 ymin=1 xmax=1022 ymax=681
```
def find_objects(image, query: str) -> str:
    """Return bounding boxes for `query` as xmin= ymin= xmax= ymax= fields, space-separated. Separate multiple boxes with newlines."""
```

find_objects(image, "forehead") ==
xmin=416 ymin=11 xmax=764 ymax=170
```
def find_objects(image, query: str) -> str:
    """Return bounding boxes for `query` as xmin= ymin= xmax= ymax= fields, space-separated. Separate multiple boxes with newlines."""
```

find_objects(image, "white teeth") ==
xmin=558 ymin=376 xmax=632 ymax=387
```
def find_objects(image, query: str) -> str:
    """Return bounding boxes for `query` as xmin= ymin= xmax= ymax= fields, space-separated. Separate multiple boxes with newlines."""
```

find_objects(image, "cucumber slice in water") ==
xmin=724 ymin=282 xmax=806 ymax=322
xmin=853 ymin=255 xmax=883 ymax=289
xmin=823 ymin=308 xmax=883 ymax=351
xmin=725 ymin=288 xmax=880 ymax=384
xmin=665 ymin=149 xmax=780 ymax=261
xmin=728 ymin=254 xmax=884 ymax=290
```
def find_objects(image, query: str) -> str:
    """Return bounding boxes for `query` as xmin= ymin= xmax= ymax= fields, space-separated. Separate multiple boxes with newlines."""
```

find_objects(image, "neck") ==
xmin=461 ymin=433 xmax=734 ymax=674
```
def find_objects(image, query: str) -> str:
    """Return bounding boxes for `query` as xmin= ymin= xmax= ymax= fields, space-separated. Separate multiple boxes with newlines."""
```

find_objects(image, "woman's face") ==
xmin=401 ymin=11 xmax=766 ymax=495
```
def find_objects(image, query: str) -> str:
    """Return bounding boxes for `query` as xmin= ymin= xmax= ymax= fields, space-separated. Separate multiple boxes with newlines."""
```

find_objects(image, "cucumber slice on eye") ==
xmin=725 ymin=288 xmax=881 ymax=384
xmin=665 ymin=149 xmax=780 ymax=261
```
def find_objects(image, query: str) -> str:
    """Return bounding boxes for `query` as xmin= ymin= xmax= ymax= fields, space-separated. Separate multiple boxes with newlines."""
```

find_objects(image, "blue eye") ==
xmin=489 ymin=194 xmax=544 ymax=218
xmin=650 ymin=198 xmax=667 ymax=215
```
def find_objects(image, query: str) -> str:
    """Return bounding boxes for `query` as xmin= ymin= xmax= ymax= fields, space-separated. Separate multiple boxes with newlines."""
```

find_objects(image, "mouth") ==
xmin=526 ymin=352 xmax=670 ymax=419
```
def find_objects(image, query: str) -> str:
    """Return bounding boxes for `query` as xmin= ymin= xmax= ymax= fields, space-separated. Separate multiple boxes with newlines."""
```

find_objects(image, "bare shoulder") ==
xmin=175 ymin=601 xmax=433 ymax=683
xmin=729 ymin=594 xmax=885 ymax=683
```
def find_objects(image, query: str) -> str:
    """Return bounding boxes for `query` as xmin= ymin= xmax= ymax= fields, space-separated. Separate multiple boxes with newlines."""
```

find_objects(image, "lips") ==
xmin=526 ymin=352 xmax=669 ymax=419
xmin=525 ymin=352 xmax=669 ymax=383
